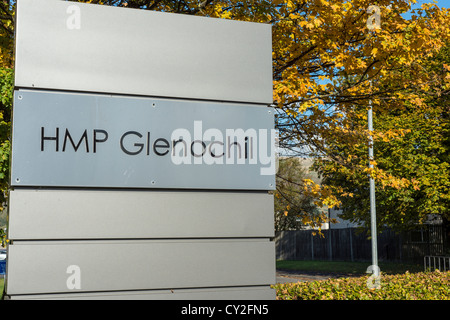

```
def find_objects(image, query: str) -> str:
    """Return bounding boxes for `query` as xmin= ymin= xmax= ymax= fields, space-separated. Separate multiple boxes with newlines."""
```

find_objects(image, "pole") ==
xmin=368 ymin=97 xmax=379 ymax=276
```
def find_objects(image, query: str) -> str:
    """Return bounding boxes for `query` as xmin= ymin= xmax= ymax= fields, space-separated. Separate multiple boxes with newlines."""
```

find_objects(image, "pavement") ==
xmin=276 ymin=269 xmax=356 ymax=284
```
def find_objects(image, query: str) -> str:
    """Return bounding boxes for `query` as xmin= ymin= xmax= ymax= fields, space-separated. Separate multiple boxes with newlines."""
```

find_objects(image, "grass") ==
xmin=0 ymin=278 xmax=3 ymax=300
xmin=276 ymin=260 xmax=423 ymax=275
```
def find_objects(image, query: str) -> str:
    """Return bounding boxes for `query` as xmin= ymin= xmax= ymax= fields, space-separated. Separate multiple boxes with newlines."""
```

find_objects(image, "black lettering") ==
xmin=93 ymin=129 xmax=108 ymax=153
xmin=227 ymin=136 xmax=241 ymax=158
xmin=209 ymin=141 xmax=224 ymax=158
xmin=63 ymin=129 xmax=89 ymax=152
xmin=191 ymin=140 xmax=206 ymax=157
xmin=245 ymin=136 xmax=248 ymax=159
xmin=146 ymin=132 xmax=150 ymax=156
xmin=41 ymin=127 xmax=59 ymax=152
xmin=172 ymin=139 xmax=187 ymax=157
xmin=153 ymin=138 xmax=169 ymax=156
xmin=120 ymin=131 xmax=144 ymax=155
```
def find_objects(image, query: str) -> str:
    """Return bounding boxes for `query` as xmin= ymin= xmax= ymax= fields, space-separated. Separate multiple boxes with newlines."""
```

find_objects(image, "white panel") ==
xmin=8 ymin=189 xmax=274 ymax=239
xmin=5 ymin=240 xmax=276 ymax=295
xmin=7 ymin=286 xmax=275 ymax=300
xmin=15 ymin=0 xmax=272 ymax=104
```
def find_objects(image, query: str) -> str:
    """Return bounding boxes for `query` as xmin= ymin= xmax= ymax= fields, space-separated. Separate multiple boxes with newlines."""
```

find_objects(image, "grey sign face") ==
xmin=15 ymin=0 xmax=272 ymax=104
xmin=6 ymin=239 xmax=275 ymax=295
xmin=8 ymin=189 xmax=275 ymax=240
xmin=11 ymin=90 xmax=276 ymax=189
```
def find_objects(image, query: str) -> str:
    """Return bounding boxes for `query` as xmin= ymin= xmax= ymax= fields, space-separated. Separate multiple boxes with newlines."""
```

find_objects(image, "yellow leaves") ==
xmin=412 ymin=97 xmax=424 ymax=106
xmin=342 ymin=1 xmax=352 ymax=11
xmin=330 ymin=4 xmax=340 ymax=12
xmin=298 ymin=19 xmax=316 ymax=30
xmin=305 ymin=22 xmax=315 ymax=30
xmin=411 ymin=179 xmax=421 ymax=191
xmin=375 ymin=129 xmax=411 ymax=143
xmin=286 ymin=0 xmax=296 ymax=10
xmin=341 ymin=192 xmax=354 ymax=198
xmin=422 ymin=28 xmax=432 ymax=36
xmin=303 ymin=178 xmax=341 ymax=208
xmin=372 ymin=168 xmax=412 ymax=190
xmin=297 ymin=20 xmax=308 ymax=28
xmin=273 ymin=1 xmax=448 ymax=111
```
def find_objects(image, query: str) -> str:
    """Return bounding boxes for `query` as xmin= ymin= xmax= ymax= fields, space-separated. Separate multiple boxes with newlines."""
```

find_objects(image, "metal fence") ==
xmin=424 ymin=256 xmax=450 ymax=272
xmin=275 ymin=225 xmax=447 ymax=263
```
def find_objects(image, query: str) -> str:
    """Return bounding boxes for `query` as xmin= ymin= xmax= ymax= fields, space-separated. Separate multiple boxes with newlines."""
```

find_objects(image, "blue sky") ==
xmin=416 ymin=0 xmax=450 ymax=8
xmin=404 ymin=0 xmax=450 ymax=17
xmin=402 ymin=0 xmax=450 ymax=19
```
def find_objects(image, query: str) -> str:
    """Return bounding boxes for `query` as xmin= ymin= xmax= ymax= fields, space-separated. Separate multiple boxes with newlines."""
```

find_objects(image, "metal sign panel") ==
xmin=8 ymin=189 xmax=274 ymax=240
xmin=6 ymin=240 xmax=275 ymax=295
xmin=15 ymin=0 xmax=272 ymax=104
xmin=11 ymin=90 xmax=276 ymax=189
xmin=8 ymin=286 xmax=276 ymax=300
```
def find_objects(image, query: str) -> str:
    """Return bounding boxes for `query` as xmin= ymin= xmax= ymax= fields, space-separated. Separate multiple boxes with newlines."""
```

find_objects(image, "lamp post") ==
xmin=366 ymin=4 xmax=381 ymax=284
xmin=368 ymin=94 xmax=379 ymax=277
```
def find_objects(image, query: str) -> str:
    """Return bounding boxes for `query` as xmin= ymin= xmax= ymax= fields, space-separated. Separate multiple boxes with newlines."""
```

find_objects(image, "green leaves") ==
xmin=0 ymin=66 xmax=12 ymax=246
xmin=0 ymin=67 xmax=12 ymax=245
xmin=0 ymin=68 xmax=13 ymax=107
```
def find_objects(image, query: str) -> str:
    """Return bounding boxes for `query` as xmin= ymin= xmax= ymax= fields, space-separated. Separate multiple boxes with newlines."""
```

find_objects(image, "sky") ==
xmin=404 ymin=0 xmax=450 ymax=17
xmin=417 ymin=0 xmax=450 ymax=8
xmin=398 ymin=0 xmax=448 ymax=19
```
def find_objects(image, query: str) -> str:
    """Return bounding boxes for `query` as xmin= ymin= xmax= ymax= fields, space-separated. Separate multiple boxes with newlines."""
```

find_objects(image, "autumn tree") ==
xmin=267 ymin=0 xmax=450 ymax=229
xmin=274 ymin=157 xmax=324 ymax=231
xmin=314 ymin=43 xmax=450 ymax=231
xmin=0 ymin=0 xmax=449 ymax=236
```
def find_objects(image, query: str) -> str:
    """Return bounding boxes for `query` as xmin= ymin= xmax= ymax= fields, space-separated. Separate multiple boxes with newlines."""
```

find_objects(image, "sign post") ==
xmin=5 ymin=0 xmax=275 ymax=299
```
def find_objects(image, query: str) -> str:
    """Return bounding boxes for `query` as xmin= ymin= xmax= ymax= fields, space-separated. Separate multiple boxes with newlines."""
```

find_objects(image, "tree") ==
xmin=274 ymin=157 xmax=324 ymax=231
xmin=0 ymin=67 xmax=11 ymax=205
xmin=267 ymin=0 xmax=450 ymax=231
xmin=0 ymin=1 xmax=14 ymax=227
xmin=0 ymin=0 xmax=449 ymax=235
xmin=314 ymin=43 xmax=450 ymax=231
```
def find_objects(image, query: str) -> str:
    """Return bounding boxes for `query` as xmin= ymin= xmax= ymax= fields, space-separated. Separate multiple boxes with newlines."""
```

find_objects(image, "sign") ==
xmin=8 ymin=189 xmax=274 ymax=240
xmin=11 ymin=90 xmax=276 ymax=190
xmin=15 ymin=0 xmax=272 ymax=104
xmin=6 ymin=240 xmax=275 ymax=295
xmin=6 ymin=0 xmax=276 ymax=300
